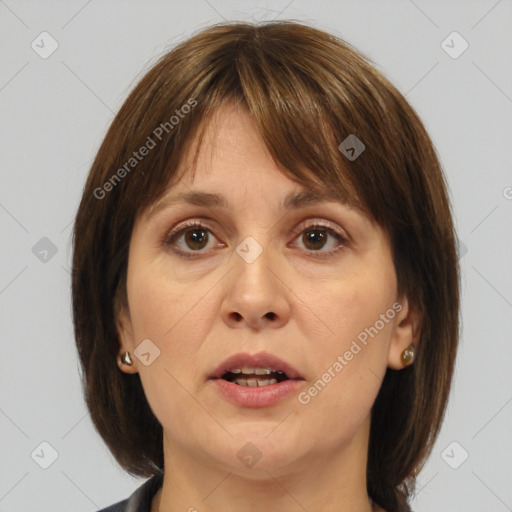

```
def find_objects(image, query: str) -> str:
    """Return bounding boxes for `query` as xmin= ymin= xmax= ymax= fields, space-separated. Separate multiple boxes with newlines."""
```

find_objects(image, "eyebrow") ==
xmin=146 ymin=188 xmax=359 ymax=219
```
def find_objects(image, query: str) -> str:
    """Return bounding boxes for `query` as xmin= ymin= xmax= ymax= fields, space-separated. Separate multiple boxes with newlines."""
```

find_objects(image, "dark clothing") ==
xmin=96 ymin=473 xmax=163 ymax=512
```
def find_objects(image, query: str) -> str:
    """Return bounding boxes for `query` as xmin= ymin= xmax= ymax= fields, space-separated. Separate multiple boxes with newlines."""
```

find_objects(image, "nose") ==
xmin=220 ymin=242 xmax=290 ymax=331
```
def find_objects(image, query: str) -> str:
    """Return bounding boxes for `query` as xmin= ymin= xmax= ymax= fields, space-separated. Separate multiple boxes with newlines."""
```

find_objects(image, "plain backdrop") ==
xmin=1 ymin=1 xmax=511 ymax=511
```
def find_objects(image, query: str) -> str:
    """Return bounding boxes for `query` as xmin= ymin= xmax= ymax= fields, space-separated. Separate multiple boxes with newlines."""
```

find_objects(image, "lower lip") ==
xmin=211 ymin=378 xmax=304 ymax=408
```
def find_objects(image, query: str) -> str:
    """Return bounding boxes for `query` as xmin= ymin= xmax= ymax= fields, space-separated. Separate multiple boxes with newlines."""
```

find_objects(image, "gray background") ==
xmin=1 ymin=0 xmax=511 ymax=511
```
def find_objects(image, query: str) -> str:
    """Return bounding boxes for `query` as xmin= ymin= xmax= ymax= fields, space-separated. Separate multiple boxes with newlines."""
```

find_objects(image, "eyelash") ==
xmin=163 ymin=219 xmax=349 ymax=259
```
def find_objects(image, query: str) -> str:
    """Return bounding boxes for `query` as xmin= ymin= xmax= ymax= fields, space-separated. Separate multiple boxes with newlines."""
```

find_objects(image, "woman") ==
xmin=72 ymin=20 xmax=460 ymax=512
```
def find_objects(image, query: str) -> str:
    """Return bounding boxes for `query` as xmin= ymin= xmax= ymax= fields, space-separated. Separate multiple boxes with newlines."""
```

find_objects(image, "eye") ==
xmin=290 ymin=221 xmax=348 ymax=257
xmin=164 ymin=220 xmax=224 ymax=258
xmin=163 ymin=219 xmax=348 ymax=259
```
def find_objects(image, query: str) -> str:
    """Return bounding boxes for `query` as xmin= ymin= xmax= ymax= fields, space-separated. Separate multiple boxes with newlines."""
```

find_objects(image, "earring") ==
xmin=401 ymin=344 xmax=416 ymax=367
xmin=121 ymin=351 xmax=133 ymax=366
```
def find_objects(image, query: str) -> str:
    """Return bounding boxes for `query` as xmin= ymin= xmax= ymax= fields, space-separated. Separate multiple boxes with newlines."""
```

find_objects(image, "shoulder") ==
xmin=95 ymin=473 xmax=164 ymax=512
xmin=96 ymin=500 xmax=128 ymax=512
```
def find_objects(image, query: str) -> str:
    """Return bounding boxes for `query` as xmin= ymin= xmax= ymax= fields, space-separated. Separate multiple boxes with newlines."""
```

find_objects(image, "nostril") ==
xmin=265 ymin=312 xmax=276 ymax=320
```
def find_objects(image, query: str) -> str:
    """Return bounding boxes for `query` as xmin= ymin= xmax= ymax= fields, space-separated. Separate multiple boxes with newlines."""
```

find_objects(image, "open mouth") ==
xmin=210 ymin=353 xmax=304 ymax=407
xmin=221 ymin=367 xmax=289 ymax=387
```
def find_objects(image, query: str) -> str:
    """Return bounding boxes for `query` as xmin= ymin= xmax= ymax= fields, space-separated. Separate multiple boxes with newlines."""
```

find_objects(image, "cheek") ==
xmin=295 ymin=268 xmax=397 ymax=417
xmin=300 ymin=267 xmax=396 ymax=350
xmin=126 ymin=265 xmax=214 ymax=437
xmin=126 ymin=253 xmax=206 ymax=340
xmin=296 ymin=294 xmax=395 ymax=446
xmin=126 ymin=257 xmax=219 ymax=381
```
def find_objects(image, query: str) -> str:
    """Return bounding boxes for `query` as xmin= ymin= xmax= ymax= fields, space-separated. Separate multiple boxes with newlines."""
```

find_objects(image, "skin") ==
xmin=116 ymin=103 xmax=420 ymax=512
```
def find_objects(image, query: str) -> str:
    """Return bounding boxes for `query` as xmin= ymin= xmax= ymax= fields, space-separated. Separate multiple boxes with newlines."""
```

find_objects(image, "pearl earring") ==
xmin=401 ymin=344 xmax=416 ymax=367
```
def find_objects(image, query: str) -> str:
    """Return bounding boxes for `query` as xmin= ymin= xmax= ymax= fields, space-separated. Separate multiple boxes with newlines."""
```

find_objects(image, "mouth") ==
xmin=220 ymin=367 xmax=290 ymax=387
xmin=210 ymin=351 xmax=303 ymax=383
xmin=209 ymin=352 xmax=304 ymax=407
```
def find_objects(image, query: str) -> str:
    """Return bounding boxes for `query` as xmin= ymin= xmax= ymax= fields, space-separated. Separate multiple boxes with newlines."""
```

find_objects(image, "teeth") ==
xmin=233 ymin=366 xmax=273 ymax=375
xmin=255 ymin=367 xmax=272 ymax=375
xmin=233 ymin=378 xmax=278 ymax=387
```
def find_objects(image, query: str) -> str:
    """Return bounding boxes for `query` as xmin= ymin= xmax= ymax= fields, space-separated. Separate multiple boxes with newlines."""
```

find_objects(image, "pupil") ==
xmin=304 ymin=230 xmax=326 ymax=250
xmin=185 ymin=229 xmax=208 ymax=250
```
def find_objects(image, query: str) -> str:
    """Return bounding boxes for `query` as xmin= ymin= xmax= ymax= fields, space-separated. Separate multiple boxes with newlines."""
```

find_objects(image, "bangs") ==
xmin=121 ymin=22 xmax=392 ymax=225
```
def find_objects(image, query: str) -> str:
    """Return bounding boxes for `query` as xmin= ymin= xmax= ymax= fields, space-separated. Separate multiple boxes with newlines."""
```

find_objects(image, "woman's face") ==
xmin=117 ymin=103 xmax=417 ymax=477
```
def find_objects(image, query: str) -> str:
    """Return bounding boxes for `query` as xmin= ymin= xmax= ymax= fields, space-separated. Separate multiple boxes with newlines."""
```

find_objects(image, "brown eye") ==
xmin=164 ymin=220 xmax=224 ymax=258
xmin=165 ymin=220 xmax=347 ymax=260
xmin=183 ymin=228 xmax=209 ymax=250
xmin=302 ymin=229 xmax=328 ymax=251
xmin=291 ymin=223 xmax=348 ymax=258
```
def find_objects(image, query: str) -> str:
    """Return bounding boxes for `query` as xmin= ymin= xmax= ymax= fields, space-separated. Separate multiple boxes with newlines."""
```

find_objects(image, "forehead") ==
xmin=145 ymin=104 xmax=367 ymax=218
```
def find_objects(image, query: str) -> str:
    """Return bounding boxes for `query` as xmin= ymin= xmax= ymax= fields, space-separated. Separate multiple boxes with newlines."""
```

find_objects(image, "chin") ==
xmin=214 ymin=427 xmax=307 ymax=477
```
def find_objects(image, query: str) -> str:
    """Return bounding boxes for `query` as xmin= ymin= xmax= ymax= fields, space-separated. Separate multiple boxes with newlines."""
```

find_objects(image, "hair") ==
xmin=72 ymin=20 xmax=460 ymax=512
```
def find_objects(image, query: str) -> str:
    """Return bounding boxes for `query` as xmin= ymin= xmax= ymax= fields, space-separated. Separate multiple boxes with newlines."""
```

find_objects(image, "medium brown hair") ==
xmin=72 ymin=21 xmax=460 ymax=511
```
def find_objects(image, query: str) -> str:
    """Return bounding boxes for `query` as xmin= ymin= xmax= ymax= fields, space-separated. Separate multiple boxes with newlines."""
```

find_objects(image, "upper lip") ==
xmin=209 ymin=351 xmax=304 ymax=380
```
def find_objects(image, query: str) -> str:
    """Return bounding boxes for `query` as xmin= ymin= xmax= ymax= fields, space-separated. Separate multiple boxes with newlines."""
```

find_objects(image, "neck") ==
xmin=154 ymin=416 xmax=381 ymax=512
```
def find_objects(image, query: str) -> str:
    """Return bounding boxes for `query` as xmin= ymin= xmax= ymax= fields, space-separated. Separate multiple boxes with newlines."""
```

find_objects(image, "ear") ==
xmin=387 ymin=295 xmax=422 ymax=370
xmin=114 ymin=287 xmax=139 ymax=374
